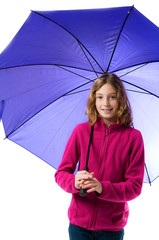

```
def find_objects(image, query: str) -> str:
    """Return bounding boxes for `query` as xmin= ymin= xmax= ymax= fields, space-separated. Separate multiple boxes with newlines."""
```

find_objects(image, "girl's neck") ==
xmin=100 ymin=117 xmax=117 ymax=128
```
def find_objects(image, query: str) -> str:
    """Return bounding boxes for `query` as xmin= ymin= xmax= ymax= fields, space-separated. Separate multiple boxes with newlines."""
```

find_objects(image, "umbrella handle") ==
xmin=79 ymin=166 xmax=89 ymax=197
xmin=79 ymin=188 xmax=87 ymax=197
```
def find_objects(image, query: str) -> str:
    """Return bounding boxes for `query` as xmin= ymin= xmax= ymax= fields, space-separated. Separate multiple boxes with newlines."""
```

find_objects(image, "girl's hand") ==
xmin=80 ymin=177 xmax=103 ymax=195
xmin=75 ymin=170 xmax=94 ymax=190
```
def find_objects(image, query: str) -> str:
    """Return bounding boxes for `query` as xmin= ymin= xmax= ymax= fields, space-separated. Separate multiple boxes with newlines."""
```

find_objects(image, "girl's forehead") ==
xmin=96 ymin=83 xmax=117 ymax=93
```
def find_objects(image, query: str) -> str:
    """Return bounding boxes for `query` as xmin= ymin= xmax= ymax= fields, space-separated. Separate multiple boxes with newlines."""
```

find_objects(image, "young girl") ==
xmin=55 ymin=73 xmax=145 ymax=240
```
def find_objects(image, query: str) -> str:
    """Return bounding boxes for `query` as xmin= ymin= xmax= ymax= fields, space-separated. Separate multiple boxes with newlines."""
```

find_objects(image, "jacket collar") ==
xmin=95 ymin=117 xmax=124 ymax=133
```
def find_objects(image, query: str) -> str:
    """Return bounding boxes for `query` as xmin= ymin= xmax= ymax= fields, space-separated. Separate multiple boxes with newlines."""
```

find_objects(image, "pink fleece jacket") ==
xmin=55 ymin=118 xmax=145 ymax=231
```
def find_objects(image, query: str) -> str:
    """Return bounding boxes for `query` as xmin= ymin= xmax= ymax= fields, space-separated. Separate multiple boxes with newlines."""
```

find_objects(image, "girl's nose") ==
xmin=103 ymin=97 xmax=109 ymax=106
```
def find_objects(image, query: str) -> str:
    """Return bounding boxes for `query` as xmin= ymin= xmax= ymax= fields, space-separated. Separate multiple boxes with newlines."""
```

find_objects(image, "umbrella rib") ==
xmin=106 ymin=5 xmax=134 ymax=73
xmin=145 ymin=163 xmax=152 ymax=185
xmin=1 ymin=60 xmax=159 ymax=74
xmin=5 ymin=80 xmax=94 ymax=139
xmin=31 ymin=10 xmax=104 ymax=73
xmin=121 ymin=78 xmax=159 ymax=98
xmin=77 ymin=42 xmax=101 ymax=77
xmin=1 ymin=65 xmax=95 ymax=103
xmin=115 ymin=62 xmax=159 ymax=98
xmin=54 ymin=64 xmax=102 ymax=75
xmin=126 ymin=89 xmax=150 ymax=95
xmin=54 ymin=64 xmax=97 ymax=81
xmin=115 ymin=62 xmax=148 ymax=77
xmin=42 ymin=97 xmax=85 ymax=158
xmin=67 ymin=88 xmax=90 ymax=96
xmin=1 ymin=63 xmax=96 ymax=104
xmin=0 ymin=63 xmax=102 ymax=74
xmin=112 ymin=60 xmax=159 ymax=74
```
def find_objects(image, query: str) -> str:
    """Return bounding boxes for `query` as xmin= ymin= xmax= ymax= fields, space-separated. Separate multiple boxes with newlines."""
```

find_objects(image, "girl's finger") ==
xmin=81 ymin=182 xmax=96 ymax=189
xmin=87 ymin=188 xmax=96 ymax=193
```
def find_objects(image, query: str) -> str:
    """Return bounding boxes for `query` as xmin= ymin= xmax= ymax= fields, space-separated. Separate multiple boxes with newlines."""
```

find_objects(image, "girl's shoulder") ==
xmin=72 ymin=122 xmax=91 ymax=137
xmin=75 ymin=121 xmax=90 ymax=132
xmin=123 ymin=125 xmax=143 ymax=140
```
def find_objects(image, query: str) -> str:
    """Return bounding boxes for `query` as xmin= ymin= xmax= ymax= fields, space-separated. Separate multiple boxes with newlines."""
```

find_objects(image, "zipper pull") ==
xmin=105 ymin=128 xmax=109 ymax=136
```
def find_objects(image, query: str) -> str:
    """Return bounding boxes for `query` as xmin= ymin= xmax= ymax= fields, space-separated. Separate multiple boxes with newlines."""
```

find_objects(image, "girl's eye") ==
xmin=96 ymin=96 xmax=102 ymax=99
xmin=110 ymin=95 xmax=116 ymax=99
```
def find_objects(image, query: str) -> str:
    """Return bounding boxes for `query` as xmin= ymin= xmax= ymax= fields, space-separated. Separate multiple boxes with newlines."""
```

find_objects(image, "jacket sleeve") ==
xmin=54 ymin=126 xmax=80 ymax=194
xmin=98 ymin=131 xmax=145 ymax=202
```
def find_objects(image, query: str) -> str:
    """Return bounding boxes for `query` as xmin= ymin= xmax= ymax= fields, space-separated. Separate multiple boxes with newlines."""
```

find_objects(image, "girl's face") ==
xmin=95 ymin=83 xmax=119 ymax=127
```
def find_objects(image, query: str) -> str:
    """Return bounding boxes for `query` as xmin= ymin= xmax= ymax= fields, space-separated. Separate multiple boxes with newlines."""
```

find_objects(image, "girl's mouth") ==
xmin=102 ymin=108 xmax=113 ymax=113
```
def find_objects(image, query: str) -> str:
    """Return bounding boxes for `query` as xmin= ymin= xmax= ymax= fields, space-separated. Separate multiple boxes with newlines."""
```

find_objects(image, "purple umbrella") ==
xmin=0 ymin=6 xmax=159 ymax=184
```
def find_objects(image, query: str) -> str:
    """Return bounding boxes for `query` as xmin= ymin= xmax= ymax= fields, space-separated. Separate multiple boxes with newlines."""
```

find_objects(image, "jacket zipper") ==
xmin=89 ymin=127 xmax=110 ymax=230
xmin=97 ymin=127 xmax=109 ymax=180
xmin=89 ymin=198 xmax=97 ymax=230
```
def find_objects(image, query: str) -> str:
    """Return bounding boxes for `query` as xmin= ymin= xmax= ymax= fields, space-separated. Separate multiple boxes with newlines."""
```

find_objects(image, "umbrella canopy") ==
xmin=0 ymin=6 xmax=159 ymax=184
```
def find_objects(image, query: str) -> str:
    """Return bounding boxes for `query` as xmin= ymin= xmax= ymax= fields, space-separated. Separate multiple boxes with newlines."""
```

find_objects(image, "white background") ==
xmin=0 ymin=0 xmax=159 ymax=239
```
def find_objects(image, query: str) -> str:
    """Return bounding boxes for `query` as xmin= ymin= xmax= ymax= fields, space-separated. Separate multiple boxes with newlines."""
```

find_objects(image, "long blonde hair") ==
xmin=86 ymin=73 xmax=133 ymax=126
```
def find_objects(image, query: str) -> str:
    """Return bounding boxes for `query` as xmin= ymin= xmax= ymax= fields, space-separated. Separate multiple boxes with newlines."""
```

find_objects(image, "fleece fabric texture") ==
xmin=55 ymin=118 xmax=145 ymax=231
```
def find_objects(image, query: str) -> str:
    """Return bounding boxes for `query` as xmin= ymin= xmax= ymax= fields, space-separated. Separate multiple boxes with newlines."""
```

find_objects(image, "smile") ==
xmin=102 ymin=108 xmax=113 ymax=112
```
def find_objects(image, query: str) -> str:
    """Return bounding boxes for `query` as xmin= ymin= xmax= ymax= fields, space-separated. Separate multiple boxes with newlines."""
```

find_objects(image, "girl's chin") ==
xmin=99 ymin=115 xmax=117 ymax=124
